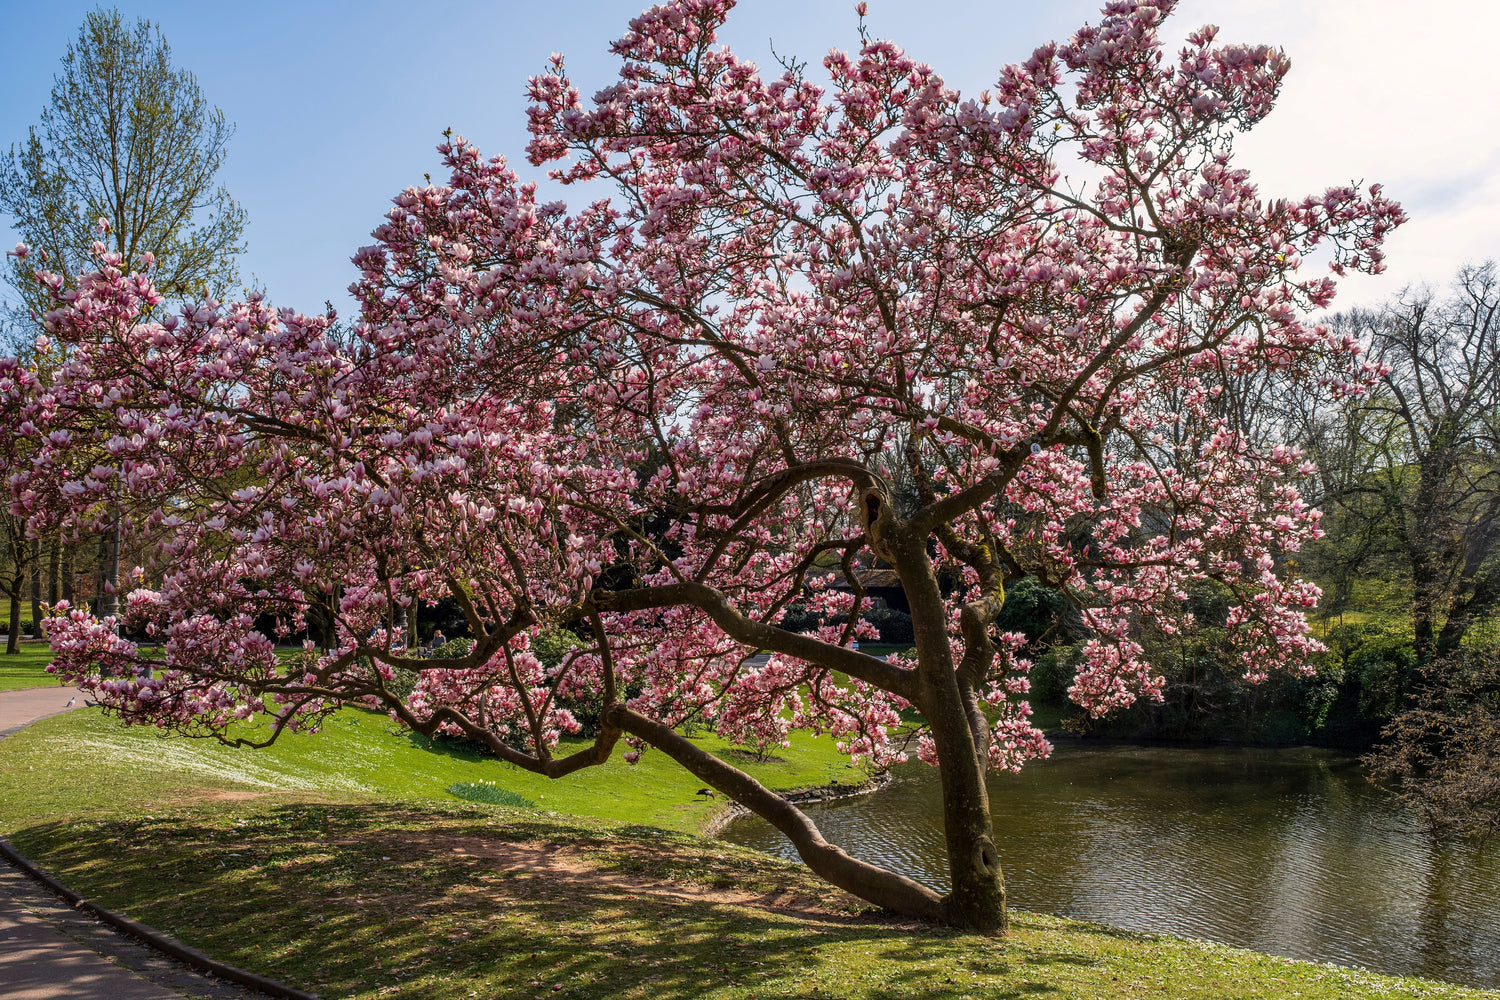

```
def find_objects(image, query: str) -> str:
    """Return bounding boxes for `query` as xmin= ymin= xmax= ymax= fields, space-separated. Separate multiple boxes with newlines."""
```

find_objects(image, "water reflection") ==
xmin=721 ymin=743 xmax=1500 ymax=988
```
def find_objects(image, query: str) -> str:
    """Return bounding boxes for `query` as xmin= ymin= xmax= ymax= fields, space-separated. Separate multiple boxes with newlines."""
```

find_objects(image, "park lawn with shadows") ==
xmin=0 ymin=643 xmax=56 ymax=690
xmin=1 ymin=699 xmax=1490 ymax=999
xmin=6 ymin=801 xmax=1488 ymax=1000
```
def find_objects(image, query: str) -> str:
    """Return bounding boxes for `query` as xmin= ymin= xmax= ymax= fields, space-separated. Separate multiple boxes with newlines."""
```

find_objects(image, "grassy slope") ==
xmin=0 ymin=643 xmax=56 ymax=690
xmin=2 ymin=708 xmax=1492 ymax=999
xmin=13 ymin=801 xmax=1486 ymax=1000
xmin=0 ymin=706 xmax=865 ymax=834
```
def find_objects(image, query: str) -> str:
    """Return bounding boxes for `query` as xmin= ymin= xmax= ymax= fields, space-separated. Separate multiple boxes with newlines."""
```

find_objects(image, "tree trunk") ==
xmin=1435 ymin=575 xmax=1499 ymax=661
xmin=5 ymin=580 xmax=19 ymax=655
xmin=1408 ymin=450 xmax=1452 ymax=665
xmin=1412 ymin=558 xmax=1442 ymax=664
xmin=96 ymin=521 xmax=120 ymax=620
xmin=61 ymin=539 xmax=76 ymax=607
xmin=29 ymin=538 xmax=43 ymax=638
xmin=1433 ymin=506 xmax=1500 ymax=660
xmin=45 ymin=537 xmax=60 ymax=613
xmin=887 ymin=523 xmax=1007 ymax=933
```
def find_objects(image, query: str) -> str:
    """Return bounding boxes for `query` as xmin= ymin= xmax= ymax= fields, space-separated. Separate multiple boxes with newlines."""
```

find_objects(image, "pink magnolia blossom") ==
xmin=1 ymin=0 xmax=1400 ymax=933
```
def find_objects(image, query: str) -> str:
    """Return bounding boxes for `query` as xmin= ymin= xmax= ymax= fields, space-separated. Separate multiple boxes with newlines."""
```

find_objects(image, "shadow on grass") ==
xmin=7 ymin=802 xmax=1107 ymax=1000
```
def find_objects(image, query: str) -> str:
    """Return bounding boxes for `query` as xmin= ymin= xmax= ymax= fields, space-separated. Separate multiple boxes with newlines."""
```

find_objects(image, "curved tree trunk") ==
xmin=890 ymin=532 xmax=1008 ymax=934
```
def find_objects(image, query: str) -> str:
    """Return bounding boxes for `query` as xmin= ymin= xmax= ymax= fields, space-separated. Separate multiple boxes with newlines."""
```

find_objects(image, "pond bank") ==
xmin=722 ymin=742 xmax=1500 ymax=990
xmin=699 ymin=769 xmax=892 ymax=837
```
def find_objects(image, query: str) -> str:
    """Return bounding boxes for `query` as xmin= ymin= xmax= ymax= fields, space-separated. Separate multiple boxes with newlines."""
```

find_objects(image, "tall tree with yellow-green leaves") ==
xmin=0 ymin=7 xmax=246 ymax=624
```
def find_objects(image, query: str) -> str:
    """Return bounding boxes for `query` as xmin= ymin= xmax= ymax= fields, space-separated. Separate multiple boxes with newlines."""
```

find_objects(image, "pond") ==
xmin=721 ymin=742 xmax=1500 ymax=989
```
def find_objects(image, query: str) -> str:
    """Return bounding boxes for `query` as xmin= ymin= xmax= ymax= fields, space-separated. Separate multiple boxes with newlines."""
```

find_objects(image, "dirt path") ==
xmin=378 ymin=832 xmax=913 ymax=929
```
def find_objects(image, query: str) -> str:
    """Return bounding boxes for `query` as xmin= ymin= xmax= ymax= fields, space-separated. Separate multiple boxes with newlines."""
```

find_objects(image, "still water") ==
xmin=721 ymin=743 xmax=1500 ymax=988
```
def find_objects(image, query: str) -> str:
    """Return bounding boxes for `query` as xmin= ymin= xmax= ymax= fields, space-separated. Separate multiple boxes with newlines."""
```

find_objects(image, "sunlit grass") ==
xmin=0 ymin=706 xmax=869 ymax=833
xmin=3 ymin=673 xmax=1489 ymax=999
xmin=6 ymin=800 xmax=1486 ymax=1000
xmin=0 ymin=643 xmax=56 ymax=691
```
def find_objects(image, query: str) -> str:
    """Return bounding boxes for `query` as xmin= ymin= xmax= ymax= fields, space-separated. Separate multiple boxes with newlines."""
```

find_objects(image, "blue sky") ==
xmin=3 ymin=0 xmax=1497 ymax=317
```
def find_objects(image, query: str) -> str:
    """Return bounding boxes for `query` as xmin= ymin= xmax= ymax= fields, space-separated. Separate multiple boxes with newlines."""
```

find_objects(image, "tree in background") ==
xmin=1297 ymin=266 xmax=1500 ymax=661
xmin=0 ymin=509 xmax=41 ymax=654
xmin=6 ymin=0 xmax=1400 ymax=932
xmin=1281 ymin=267 xmax=1500 ymax=838
xmin=0 ymin=7 xmax=246 ymax=618
xmin=0 ymin=7 xmax=245 ymax=312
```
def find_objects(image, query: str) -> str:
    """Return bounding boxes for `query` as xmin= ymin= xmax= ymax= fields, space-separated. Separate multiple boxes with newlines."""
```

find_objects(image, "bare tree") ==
xmin=1366 ymin=648 xmax=1500 ymax=844
xmin=1293 ymin=265 xmax=1500 ymax=660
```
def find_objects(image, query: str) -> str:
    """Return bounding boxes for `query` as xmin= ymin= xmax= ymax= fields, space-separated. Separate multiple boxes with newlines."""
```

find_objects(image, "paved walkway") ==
xmin=1 ymin=876 xmax=189 ymax=1000
xmin=0 ymin=686 xmax=84 ymax=739
xmin=0 ymin=687 xmax=270 ymax=999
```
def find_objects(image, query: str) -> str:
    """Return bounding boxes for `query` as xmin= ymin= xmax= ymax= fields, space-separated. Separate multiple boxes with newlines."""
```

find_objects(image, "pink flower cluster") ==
xmin=2 ymin=0 xmax=1397 ymax=786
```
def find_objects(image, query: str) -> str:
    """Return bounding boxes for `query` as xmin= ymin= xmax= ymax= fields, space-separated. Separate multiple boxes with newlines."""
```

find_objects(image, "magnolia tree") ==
xmin=2 ymin=0 xmax=1400 ymax=932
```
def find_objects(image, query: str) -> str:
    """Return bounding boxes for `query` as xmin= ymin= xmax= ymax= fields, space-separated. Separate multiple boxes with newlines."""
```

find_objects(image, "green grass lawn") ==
xmin=5 ymin=797 xmax=1486 ymax=1000
xmin=2 ymin=691 xmax=1491 ymax=999
xmin=0 ymin=706 xmax=866 ymax=834
xmin=0 ymin=643 xmax=56 ymax=691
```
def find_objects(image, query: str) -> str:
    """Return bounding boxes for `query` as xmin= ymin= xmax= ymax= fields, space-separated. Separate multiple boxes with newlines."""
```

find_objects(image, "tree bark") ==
xmin=1433 ymin=505 xmax=1500 ymax=660
xmin=45 ymin=537 xmax=60 ymax=614
xmin=29 ymin=538 xmax=42 ymax=638
xmin=1407 ymin=445 xmax=1454 ymax=664
xmin=5 ymin=578 xmax=20 ymax=655
xmin=61 ymin=539 xmax=76 ymax=607
xmin=96 ymin=521 xmax=120 ymax=620
xmin=1435 ymin=575 xmax=1499 ymax=661
xmin=889 ymin=527 xmax=1008 ymax=934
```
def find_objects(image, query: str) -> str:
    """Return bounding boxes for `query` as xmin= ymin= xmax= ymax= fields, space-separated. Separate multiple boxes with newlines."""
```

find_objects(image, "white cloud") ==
xmin=1177 ymin=0 xmax=1500 ymax=306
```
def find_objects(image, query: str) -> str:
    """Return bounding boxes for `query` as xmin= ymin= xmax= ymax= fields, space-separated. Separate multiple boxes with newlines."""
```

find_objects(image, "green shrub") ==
xmin=863 ymin=607 xmax=914 ymax=644
xmin=1029 ymin=644 xmax=1082 ymax=706
xmin=1349 ymin=634 xmax=1418 ymax=721
xmin=779 ymin=604 xmax=915 ymax=643
xmin=385 ymin=666 xmax=419 ymax=701
xmin=1322 ymin=620 xmax=1395 ymax=661
xmin=1289 ymin=659 xmax=1347 ymax=734
xmin=532 ymin=628 xmax=583 ymax=669
xmin=1181 ymin=579 xmax=1235 ymax=628
xmin=431 ymin=636 xmax=477 ymax=659
xmin=778 ymin=604 xmax=823 ymax=633
xmin=994 ymin=579 xmax=1067 ymax=645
